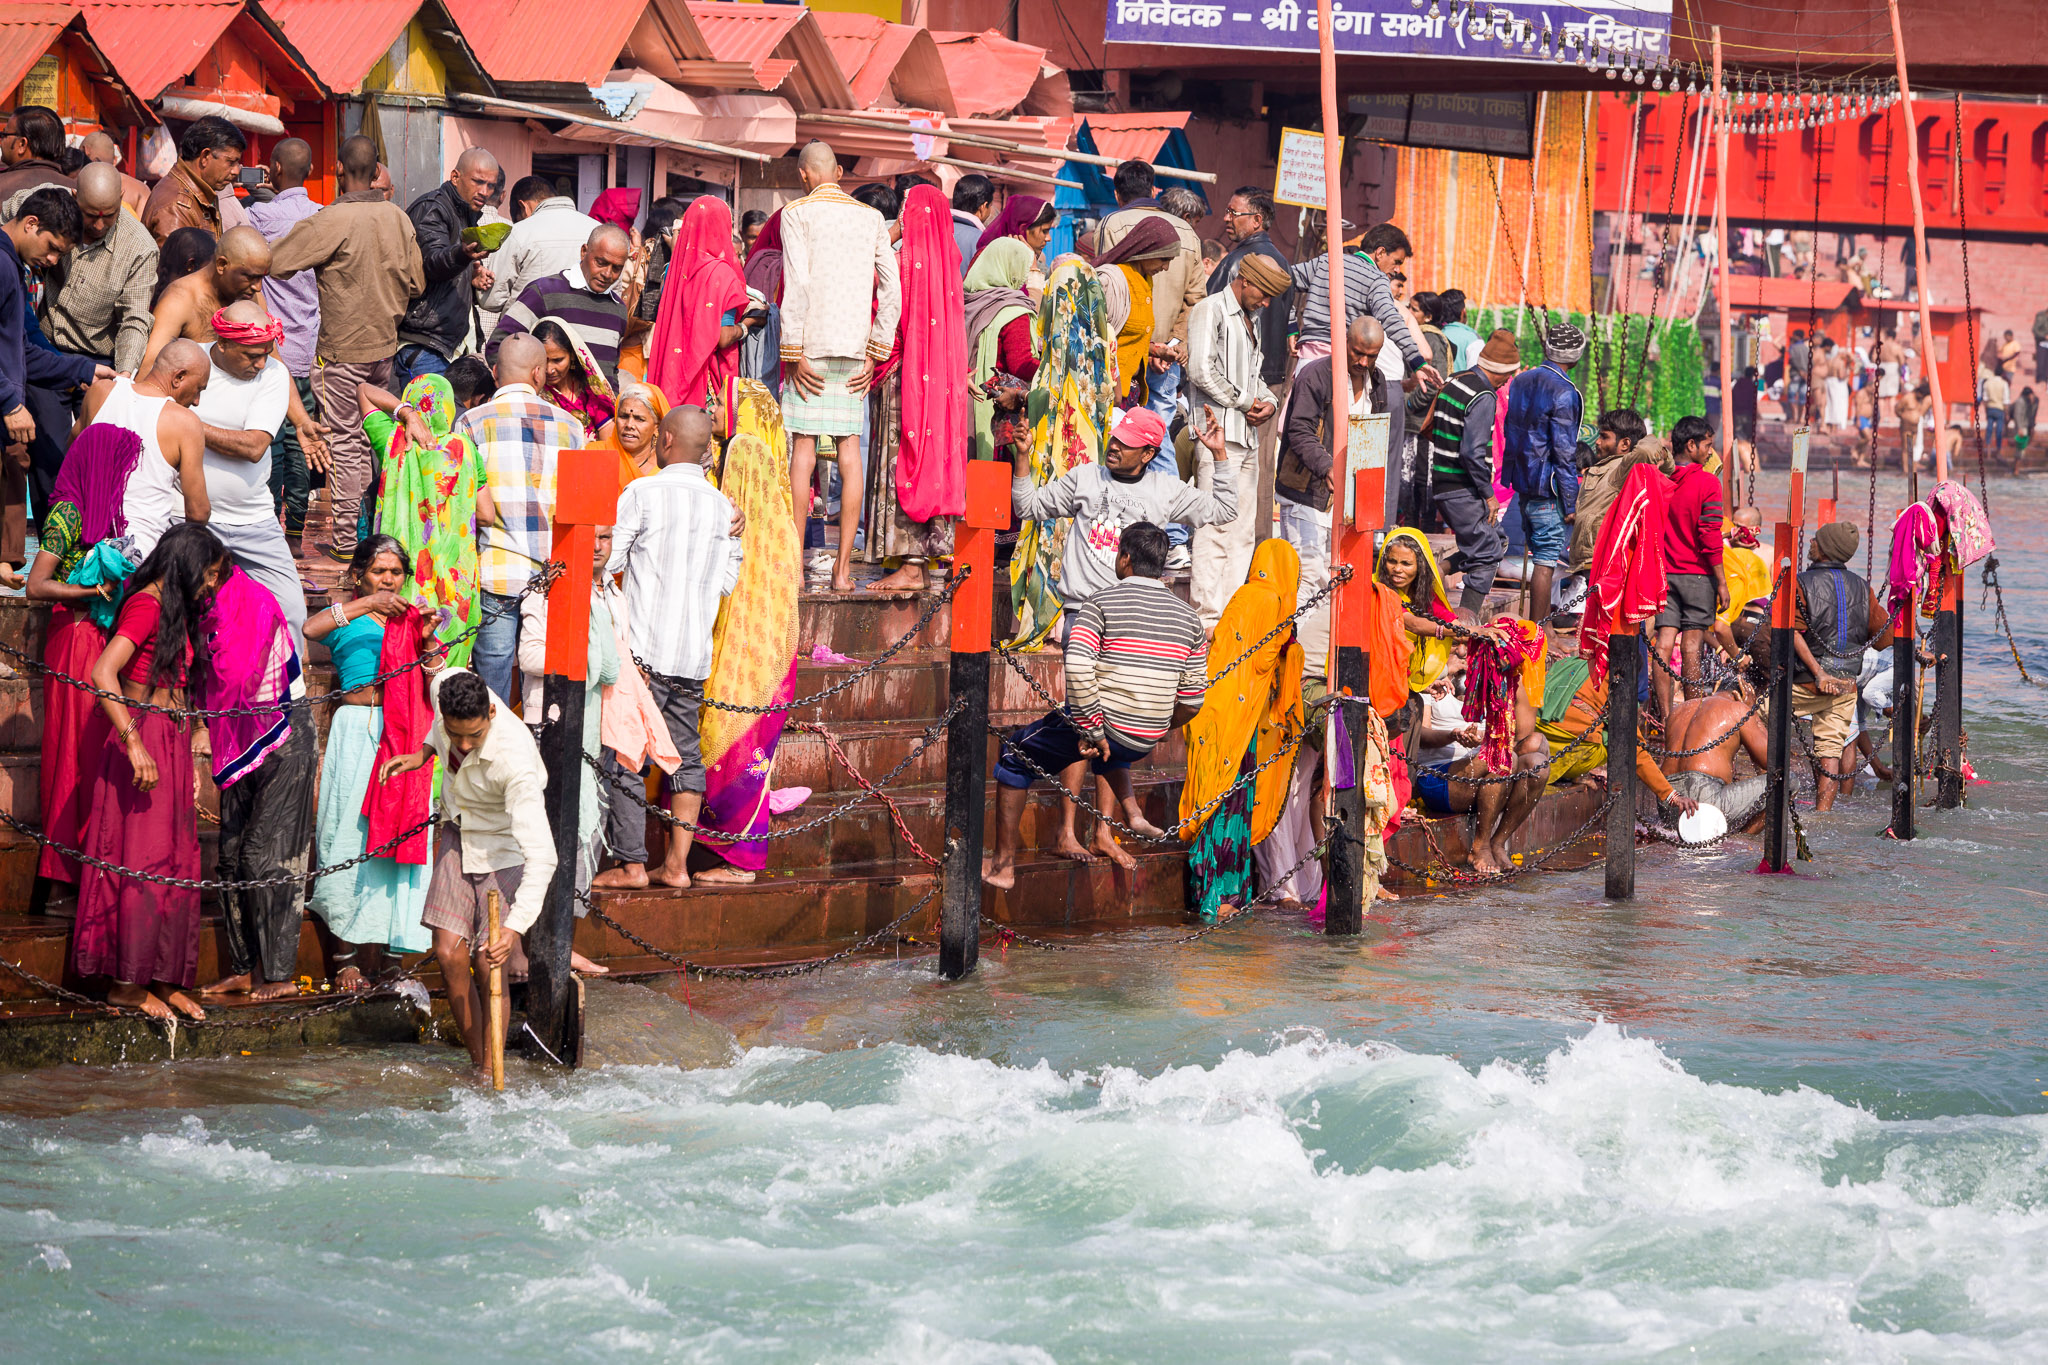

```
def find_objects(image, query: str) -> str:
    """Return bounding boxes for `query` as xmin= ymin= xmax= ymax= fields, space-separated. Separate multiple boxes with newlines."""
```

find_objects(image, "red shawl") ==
xmin=895 ymin=184 xmax=969 ymax=523
xmin=1578 ymin=462 xmax=1670 ymax=683
xmin=364 ymin=605 xmax=433 ymax=865
xmin=648 ymin=196 xmax=749 ymax=409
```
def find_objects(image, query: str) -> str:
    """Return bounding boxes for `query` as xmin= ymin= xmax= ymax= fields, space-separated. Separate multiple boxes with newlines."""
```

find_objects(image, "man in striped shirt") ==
xmin=596 ymin=405 xmax=745 ymax=890
xmin=985 ymin=523 xmax=1207 ymax=889
xmin=488 ymin=225 xmax=632 ymax=387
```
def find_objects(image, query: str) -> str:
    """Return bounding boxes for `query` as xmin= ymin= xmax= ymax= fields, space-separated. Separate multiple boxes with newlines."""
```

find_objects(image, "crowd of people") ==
xmin=0 ymin=107 xmax=1914 ymax=1062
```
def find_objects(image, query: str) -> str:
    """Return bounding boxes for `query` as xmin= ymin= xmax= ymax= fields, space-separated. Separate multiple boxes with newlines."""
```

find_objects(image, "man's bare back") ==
xmin=1666 ymin=688 xmax=1769 ymax=783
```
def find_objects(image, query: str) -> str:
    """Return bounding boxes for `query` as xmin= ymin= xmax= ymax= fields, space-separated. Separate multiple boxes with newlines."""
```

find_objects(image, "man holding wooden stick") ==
xmin=380 ymin=669 xmax=555 ymax=1077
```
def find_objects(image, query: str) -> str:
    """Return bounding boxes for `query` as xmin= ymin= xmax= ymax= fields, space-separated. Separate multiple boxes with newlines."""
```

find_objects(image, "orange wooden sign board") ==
xmin=950 ymin=461 xmax=1010 ymax=654
xmin=544 ymin=447 xmax=623 ymax=680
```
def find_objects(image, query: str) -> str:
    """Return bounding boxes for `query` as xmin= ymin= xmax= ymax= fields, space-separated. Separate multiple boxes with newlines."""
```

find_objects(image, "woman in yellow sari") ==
xmin=1011 ymin=255 xmax=1115 ymax=648
xmin=1374 ymin=527 xmax=1458 ymax=698
xmin=1179 ymin=540 xmax=1305 ymax=921
xmin=694 ymin=377 xmax=801 ymax=882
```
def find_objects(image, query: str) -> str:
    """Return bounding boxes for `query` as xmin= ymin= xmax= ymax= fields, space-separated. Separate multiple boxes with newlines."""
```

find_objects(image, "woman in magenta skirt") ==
xmin=71 ymin=523 xmax=228 ymax=1021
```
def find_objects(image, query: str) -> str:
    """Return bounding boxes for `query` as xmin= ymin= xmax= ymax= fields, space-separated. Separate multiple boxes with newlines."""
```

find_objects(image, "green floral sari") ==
xmin=364 ymin=374 xmax=487 ymax=665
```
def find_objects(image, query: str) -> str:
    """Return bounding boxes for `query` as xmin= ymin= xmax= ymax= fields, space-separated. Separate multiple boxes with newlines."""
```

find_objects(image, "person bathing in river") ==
xmin=1783 ymin=521 xmax=1893 ymax=812
xmin=380 ymin=669 xmax=553 ymax=1077
xmin=984 ymin=523 xmax=1206 ymax=889
xmin=1410 ymin=619 xmax=1551 ymax=875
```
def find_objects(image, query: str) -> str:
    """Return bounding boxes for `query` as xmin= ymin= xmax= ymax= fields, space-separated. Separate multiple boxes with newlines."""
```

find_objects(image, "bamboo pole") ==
xmin=797 ymin=110 xmax=1219 ymax=183
xmin=451 ymin=93 xmax=774 ymax=164
xmin=486 ymin=890 xmax=505 ymax=1092
xmin=1887 ymin=0 xmax=1948 ymax=480
xmin=1712 ymin=28 xmax=1736 ymax=507
xmin=921 ymin=154 xmax=1082 ymax=190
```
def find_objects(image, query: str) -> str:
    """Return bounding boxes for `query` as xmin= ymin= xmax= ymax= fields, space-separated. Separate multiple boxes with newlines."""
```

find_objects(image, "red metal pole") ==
xmin=1712 ymin=28 xmax=1736 ymax=512
xmin=1888 ymin=0 xmax=1948 ymax=479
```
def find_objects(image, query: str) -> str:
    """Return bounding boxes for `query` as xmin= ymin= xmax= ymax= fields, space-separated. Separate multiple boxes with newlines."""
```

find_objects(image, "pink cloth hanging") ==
xmin=648 ymin=197 xmax=748 ymax=409
xmin=1886 ymin=502 xmax=1941 ymax=630
xmin=894 ymin=184 xmax=969 ymax=523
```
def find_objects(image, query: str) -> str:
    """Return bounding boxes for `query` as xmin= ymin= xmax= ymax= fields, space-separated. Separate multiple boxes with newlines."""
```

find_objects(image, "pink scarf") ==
xmin=1578 ymin=462 xmax=1669 ymax=683
xmin=200 ymin=568 xmax=299 ymax=788
xmin=365 ymin=605 xmax=433 ymax=864
xmin=649 ymin=197 xmax=748 ymax=409
xmin=1887 ymin=502 xmax=1941 ymax=630
xmin=1929 ymin=479 xmax=1995 ymax=571
xmin=599 ymin=588 xmax=680 ymax=773
xmin=894 ymin=184 xmax=969 ymax=522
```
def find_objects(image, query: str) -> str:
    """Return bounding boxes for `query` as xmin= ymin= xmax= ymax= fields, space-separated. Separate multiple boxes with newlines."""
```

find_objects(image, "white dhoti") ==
xmin=1191 ymin=440 xmax=1259 ymax=628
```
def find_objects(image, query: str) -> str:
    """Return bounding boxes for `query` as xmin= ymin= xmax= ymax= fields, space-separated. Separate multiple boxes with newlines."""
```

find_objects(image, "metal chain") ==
xmin=0 ymin=809 xmax=433 ymax=891
xmin=1383 ymin=789 xmax=1614 ymax=887
xmin=0 ymin=951 xmax=430 ymax=1030
xmin=0 ymin=563 xmax=562 ymax=719
xmin=588 ymin=700 xmax=966 ymax=841
xmin=654 ymin=569 xmax=965 ymax=716
xmin=579 ymin=883 xmax=939 ymax=981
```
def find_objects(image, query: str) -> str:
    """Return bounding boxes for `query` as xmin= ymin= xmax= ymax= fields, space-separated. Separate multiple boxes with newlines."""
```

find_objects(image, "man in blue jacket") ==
xmin=1503 ymin=322 xmax=1586 ymax=619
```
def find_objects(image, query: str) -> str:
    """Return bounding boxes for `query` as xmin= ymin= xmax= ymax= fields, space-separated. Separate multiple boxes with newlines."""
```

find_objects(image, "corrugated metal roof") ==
xmin=1084 ymin=111 xmax=1189 ymax=165
xmin=685 ymin=2 xmax=849 ymax=113
xmin=258 ymin=0 xmax=419 ymax=92
xmin=927 ymin=29 xmax=1047 ymax=118
xmin=812 ymin=11 xmax=953 ymax=116
xmin=75 ymin=0 xmax=244 ymax=100
xmin=443 ymin=0 xmax=647 ymax=87
xmin=0 ymin=5 xmax=79 ymax=97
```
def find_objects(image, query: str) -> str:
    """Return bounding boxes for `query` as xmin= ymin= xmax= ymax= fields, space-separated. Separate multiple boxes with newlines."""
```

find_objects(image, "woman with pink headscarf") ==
xmin=647 ymin=197 xmax=750 ymax=411
xmin=863 ymin=183 xmax=969 ymax=592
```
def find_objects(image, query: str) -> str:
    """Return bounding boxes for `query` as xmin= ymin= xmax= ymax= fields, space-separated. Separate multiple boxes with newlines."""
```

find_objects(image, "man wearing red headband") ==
xmin=189 ymin=299 xmax=305 ymax=648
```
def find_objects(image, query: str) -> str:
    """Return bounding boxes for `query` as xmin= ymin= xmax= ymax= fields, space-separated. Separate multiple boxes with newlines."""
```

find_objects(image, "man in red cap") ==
xmin=189 ymin=298 xmax=306 ymax=648
xmin=1011 ymin=403 xmax=1242 ymax=609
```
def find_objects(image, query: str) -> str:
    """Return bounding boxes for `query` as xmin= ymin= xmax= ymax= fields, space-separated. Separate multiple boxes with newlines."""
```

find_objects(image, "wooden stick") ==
xmin=1887 ymin=0 xmax=1948 ymax=478
xmin=798 ymin=109 xmax=1220 ymax=182
xmin=486 ymin=889 xmax=505 ymax=1093
xmin=1712 ymin=28 xmax=1737 ymax=511
xmin=921 ymin=154 xmax=1081 ymax=190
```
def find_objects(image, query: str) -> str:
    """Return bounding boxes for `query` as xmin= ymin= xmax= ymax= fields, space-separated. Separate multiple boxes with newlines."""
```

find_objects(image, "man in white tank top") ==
xmin=79 ymin=340 xmax=210 ymax=559
xmin=190 ymin=299 xmax=305 ymax=649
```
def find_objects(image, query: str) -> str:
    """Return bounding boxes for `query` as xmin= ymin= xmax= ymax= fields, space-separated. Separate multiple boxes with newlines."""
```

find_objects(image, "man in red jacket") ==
xmin=1653 ymin=414 xmax=1731 ymax=718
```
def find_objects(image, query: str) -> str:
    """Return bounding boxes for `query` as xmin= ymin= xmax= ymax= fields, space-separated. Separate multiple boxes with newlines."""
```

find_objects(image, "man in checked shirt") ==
xmin=983 ymin=522 xmax=1208 ymax=888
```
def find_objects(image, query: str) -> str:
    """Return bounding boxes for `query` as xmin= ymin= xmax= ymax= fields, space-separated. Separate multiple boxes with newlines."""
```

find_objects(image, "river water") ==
xmin=5 ymin=471 xmax=2046 ymax=1362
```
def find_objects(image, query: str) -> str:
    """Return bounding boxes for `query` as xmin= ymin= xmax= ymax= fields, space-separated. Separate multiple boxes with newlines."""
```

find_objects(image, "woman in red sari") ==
xmin=648 ymin=196 xmax=750 ymax=411
xmin=72 ymin=523 xmax=229 ymax=1021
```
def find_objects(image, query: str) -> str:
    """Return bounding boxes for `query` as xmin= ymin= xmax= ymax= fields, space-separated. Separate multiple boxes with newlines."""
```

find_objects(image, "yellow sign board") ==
xmin=1273 ymin=126 xmax=1341 ymax=210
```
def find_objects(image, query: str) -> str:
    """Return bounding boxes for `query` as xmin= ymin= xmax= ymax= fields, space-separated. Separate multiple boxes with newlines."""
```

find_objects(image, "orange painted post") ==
xmin=1888 ymin=0 xmax=1948 ymax=476
xmin=1760 ymin=521 xmax=1798 ymax=871
xmin=1787 ymin=428 xmax=1810 ymax=531
xmin=532 ymin=447 xmax=619 ymax=1067
xmin=1711 ymin=28 xmax=1737 ymax=513
xmin=940 ymin=461 xmax=1010 ymax=979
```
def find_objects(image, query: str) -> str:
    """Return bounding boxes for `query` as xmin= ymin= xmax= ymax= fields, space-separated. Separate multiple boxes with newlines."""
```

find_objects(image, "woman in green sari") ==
xmin=362 ymin=373 xmax=496 ymax=666
xmin=1010 ymin=253 xmax=1113 ymax=649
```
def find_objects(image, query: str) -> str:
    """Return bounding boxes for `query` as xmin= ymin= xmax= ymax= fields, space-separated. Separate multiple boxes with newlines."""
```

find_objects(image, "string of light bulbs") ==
xmin=1401 ymin=1 xmax=1901 ymax=132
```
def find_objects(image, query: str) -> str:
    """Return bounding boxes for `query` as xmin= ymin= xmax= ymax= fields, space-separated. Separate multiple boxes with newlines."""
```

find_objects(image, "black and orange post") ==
xmin=531 ymin=446 xmax=619 ymax=1065
xmin=1931 ymin=566 xmax=1964 ymax=809
xmin=939 ymin=461 xmax=1009 ymax=979
xmin=1760 ymin=520 xmax=1799 ymax=871
xmin=1324 ymin=417 xmax=1386 ymax=935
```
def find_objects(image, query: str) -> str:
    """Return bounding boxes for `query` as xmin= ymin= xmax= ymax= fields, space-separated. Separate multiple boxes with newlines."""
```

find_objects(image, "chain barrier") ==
xmin=0 ymin=950 xmax=430 ymax=1030
xmin=650 ymin=569 xmax=965 ymax=716
xmin=579 ymin=883 xmax=940 ymax=981
xmin=0 ymin=808 xmax=432 ymax=891
xmin=588 ymin=700 xmax=966 ymax=842
xmin=0 ymin=562 xmax=564 ymax=719
xmin=1382 ymin=789 xmax=1614 ymax=887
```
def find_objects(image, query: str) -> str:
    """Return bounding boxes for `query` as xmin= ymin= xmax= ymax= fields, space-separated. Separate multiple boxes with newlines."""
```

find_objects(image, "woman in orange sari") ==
xmin=597 ymin=381 xmax=671 ymax=488
xmin=1178 ymin=540 xmax=1304 ymax=920
xmin=695 ymin=377 xmax=802 ymax=880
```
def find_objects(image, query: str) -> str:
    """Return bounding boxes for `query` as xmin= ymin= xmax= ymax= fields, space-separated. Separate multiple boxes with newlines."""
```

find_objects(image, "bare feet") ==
xmin=981 ymin=853 xmax=1017 ymax=890
xmin=1092 ymin=826 xmax=1138 ymax=871
xmin=198 ymin=972 xmax=254 ymax=997
xmin=829 ymin=569 xmax=857 ymax=593
xmin=650 ymin=864 xmax=692 ymax=890
xmin=1376 ymin=886 xmax=1402 ymax=901
xmin=109 ymin=981 xmax=172 ymax=1019
xmin=1489 ymin=839 xmax=1516 ymax=873
xmin=1052 ymin=831 xmax=1098 ymax=864
xmin=249 ymin=980 xmax=298 ymax=1002
xmin=1122 ymin=810 xmax=1168 ymax=839
xmin=592 ymin=863 xmax=650 ymax=890
xmin=866 ymin=562 xmax=927 ymax=592
xmin=157 ymin=988 xmax=206 ymax=1021
xmin=1468 ymin=843 xmax=1502 ymax=875
xmin=335 ymin=966 xmax=367 ymax=993
xmin=692 ymin=866 xmax=756 ymax=885
xmin=570 ymin=951 xmax=610 ymax=976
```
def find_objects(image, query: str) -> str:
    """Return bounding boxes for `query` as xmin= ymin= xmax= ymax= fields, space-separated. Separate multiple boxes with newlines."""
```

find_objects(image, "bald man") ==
xmin=397 ymin=145 xmax=498 ymax=389
xmin=245 ymin=137 xmax=323 ymax=551
xmin=597 ymin=403 xmax=745 ymax=889
xmin=271 ymin=133 xmax=426 ymax=558
xmin=488 ymin=223 xmax=631 ymax=387
xmin=452 ymin=332 xmax=586 ymax=705
xmin=191 ymin=298 xmax=305 ymax=645
xmin=1275 ymin=313 xmax=1407 ymax=672
xmin=138 ymin=224 xmax=272 ymax=377
xmin=13 ymin=164 xmax=156 ymax=516
xmin=778 ymin=139 xmax=900 ymax=592
xmin=78 ymin=131 xmax=149 ymax=217
xmin=78 ymin=340 xmax=212 ymax=559
xmin=479 ymin=172 xmax=600 ymax=318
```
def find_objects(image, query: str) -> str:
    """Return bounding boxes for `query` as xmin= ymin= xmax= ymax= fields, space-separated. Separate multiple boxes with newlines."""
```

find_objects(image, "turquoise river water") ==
xmin=4 ymin=470 xmax=2046 ymax=1362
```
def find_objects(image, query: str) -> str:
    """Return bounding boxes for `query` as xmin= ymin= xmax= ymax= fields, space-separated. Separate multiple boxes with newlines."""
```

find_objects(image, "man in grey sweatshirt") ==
xmin=1012 ymin=405 xmax=1239 ymax=610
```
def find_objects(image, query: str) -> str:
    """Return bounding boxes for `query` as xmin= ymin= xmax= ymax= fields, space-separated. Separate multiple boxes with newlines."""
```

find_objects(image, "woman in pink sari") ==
xmin=648 ymin=197 xmax=750 ymax=411
xmin=696 ymin=377 xmax=801 ymax=882
xmin=863 ymin=182 xmax=969 ymax=591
